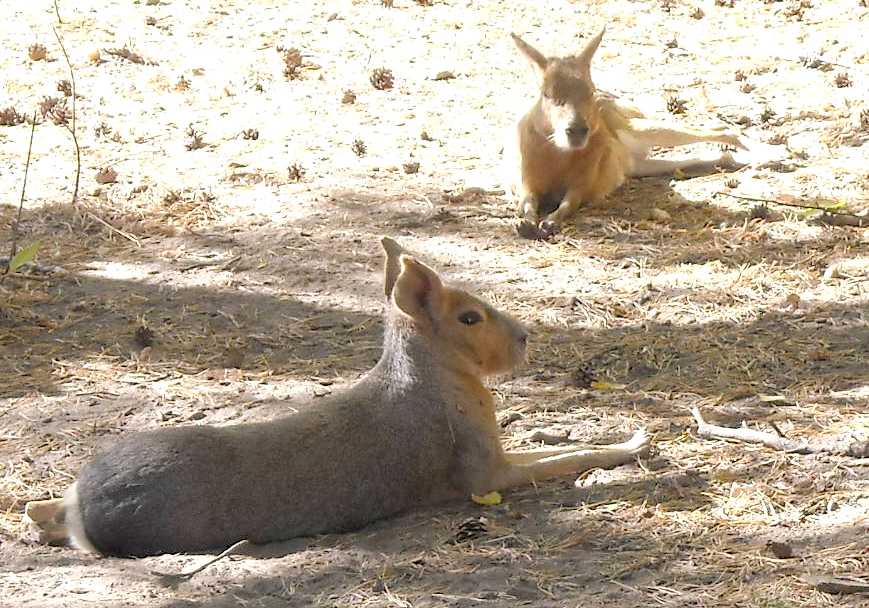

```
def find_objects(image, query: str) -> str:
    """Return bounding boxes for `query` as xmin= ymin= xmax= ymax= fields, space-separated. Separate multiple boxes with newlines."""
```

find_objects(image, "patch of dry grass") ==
xmin=0 ymin=0 xmax=867 ymax=605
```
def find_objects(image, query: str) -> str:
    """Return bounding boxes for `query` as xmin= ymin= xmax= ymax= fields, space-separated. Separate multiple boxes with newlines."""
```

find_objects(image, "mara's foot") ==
xmin=516 ymin=219 xmax=560 ymax=241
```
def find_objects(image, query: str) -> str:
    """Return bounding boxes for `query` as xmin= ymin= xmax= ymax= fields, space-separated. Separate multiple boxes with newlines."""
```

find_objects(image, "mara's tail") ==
xmin=64 ymin=482 xmax=99 ymax=554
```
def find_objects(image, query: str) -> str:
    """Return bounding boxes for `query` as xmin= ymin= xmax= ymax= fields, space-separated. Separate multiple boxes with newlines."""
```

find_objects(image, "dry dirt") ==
xmin=1 ymin=0 xmax=868 ymax=607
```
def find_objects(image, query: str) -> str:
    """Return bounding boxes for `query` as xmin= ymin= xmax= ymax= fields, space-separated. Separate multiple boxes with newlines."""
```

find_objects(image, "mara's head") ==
xmin=512 ymin=28 xmax=605 ymax=151
xmin=381 ymin=237 xmax=528 ymax=377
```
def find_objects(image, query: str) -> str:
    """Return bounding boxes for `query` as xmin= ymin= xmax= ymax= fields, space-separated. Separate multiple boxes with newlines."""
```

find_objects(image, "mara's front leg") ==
xmin=536 ymin=190 xmax=589 ymax=239
xmin=491 ymin=429 xmax=650 ymax=490
xmin=515 ymin=187 xmax=554 ymax=240
xmin=515 ymin=188 xmax=541 ymax=224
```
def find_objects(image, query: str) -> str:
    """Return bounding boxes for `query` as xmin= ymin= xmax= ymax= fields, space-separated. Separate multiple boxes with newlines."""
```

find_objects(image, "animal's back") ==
xmin=75 ymin=375 xmax=456 ymax=556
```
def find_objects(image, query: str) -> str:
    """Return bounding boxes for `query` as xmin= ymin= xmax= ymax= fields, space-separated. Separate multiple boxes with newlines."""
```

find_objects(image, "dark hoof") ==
xmin=516 ymin=220 xmax=541 ymax=240
xmin=537 ymin=220 xmax=560 ymax=240
xmin=516 ymin=219 xmax=560 ymax=241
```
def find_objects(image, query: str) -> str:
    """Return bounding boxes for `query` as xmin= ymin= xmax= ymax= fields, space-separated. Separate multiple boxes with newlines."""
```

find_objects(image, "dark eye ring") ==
xmin=458 ymin=311 xmax=483 ymax=326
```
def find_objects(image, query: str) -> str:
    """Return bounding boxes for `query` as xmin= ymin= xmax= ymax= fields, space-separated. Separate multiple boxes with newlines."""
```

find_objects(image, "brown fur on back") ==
xmin=506 ymin=28 xmax=744 ymax=233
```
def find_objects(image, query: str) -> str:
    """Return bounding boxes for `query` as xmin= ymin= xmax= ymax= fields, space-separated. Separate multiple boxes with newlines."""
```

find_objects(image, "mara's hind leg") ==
xmin=505 ymin=436 xmax=643 ymax=464
xmin=24 ymin=497 xmax=68 ymax=545
xmin=504 ymin=445 xmax=591 ymax=465
xmin=24 ymin=497 xmax=64 ymax=523
xmin=631 ymin=155 xmax=745 ymax=178
xmin=492 ymin=429 xmax=650 ymax=490
xmin=628 ymin=118 xmax=746 ymax=150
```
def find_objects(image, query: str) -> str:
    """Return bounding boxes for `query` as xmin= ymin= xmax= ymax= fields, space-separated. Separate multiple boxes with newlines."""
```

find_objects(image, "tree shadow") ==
xmin=142 ymin=488 xmax=868 ymax=608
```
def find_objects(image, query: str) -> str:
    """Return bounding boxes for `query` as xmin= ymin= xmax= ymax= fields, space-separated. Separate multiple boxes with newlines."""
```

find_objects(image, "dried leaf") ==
xmin=590 ymin=380 xmax=626 ymax=391
xmin=471 ymin=491 xmax=502 ymax=506
xmin=8 ymin=241 xmax=41 ymax=273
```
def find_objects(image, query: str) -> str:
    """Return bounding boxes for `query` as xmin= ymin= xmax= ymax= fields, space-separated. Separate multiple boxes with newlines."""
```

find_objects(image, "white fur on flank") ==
xmin=63 ymin=482 xmax=99 ymax=554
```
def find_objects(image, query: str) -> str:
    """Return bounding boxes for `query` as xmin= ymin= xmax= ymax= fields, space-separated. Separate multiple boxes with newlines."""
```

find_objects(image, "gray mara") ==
xmin=25 ymin=237 xmax=650 ymax=558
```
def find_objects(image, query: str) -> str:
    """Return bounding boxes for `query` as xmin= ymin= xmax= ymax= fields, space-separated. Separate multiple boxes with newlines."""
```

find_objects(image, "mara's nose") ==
xmin=566 ymin=126 xmax=588 ymax=139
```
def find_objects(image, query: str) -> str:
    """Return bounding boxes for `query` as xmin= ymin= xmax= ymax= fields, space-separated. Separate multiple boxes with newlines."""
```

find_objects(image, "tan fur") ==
xmin=506 ymin=28 xmax=745 ymax=238
xmin=25 ymin=237 xmax=649 ymax=558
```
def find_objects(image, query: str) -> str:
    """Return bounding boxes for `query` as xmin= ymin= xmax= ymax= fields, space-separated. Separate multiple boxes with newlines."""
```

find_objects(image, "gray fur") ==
xmin=74 ymin=320 xmax=487 ymax=557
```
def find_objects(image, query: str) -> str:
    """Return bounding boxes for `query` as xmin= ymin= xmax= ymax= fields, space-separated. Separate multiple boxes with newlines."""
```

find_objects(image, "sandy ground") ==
xmin=1 ymin=0 xmax=868 ymax=606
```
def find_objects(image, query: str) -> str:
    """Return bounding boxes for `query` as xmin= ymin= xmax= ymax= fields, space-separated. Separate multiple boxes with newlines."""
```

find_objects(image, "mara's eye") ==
xmin=458 ymin=311 xmax=483 ymax=326
xmin=544 ymin=92 xmax=565 ymax=106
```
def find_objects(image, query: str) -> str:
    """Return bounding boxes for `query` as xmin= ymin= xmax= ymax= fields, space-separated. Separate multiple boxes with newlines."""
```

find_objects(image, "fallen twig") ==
xmin=815 ymin=212 xmax=868 ymax=228
xmin=691 ymin=407 xmax=869 ymax=457
xmin=2 ymin=272 xmax=51 ymax=282
xmin=103 ymin=46 xmax=151 ymax=65
xmin=85 ymin=211 xmax=141 ymax=246
xmin=524 ymin=429 xmax=570 ymax=445
xmin=152 ymin=539 xmax=253 ymax=585
xmin=804 ymin=576 xmax=869 ymax=595
xmin=715 ymin=192 xmax=865 ymax=223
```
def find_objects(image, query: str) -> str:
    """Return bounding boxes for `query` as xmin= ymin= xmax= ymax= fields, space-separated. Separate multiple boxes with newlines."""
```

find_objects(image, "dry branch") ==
xmin=691 ymin=407 xmax=869 ymax=457
xmin=816 ymin=212 xmax=868 ymax=228
xmin=4 ymin=110 xmax=37 ymax=278
xmin=84 ymin=211 xmax=141 ymax=245
xmin=525 ymin=429 xmax=570 ymax=445
xmin=103 ymin=46 xmax=150 ymax=65
xmin=715 ymin=191 xmax=865 ymax=224
xmin=53 ymin=27 xmax=80 ymax=205
xmin=804 ymin=576 xmax=869 ymax=595
xmin=152 ymin=539 xmax=253 ymax=585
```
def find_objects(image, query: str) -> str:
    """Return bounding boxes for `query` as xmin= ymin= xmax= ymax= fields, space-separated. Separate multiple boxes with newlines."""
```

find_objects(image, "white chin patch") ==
xmin=552 ymin=132 xmax=573 ymax=150
xmin=553 ymin=131 xmax=589 ymax=151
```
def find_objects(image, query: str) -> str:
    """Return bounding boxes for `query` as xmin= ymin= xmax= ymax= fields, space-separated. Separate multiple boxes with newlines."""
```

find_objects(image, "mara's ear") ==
xmin=392 ymin=255 xmax=444 ymax=324
xmin=381 ymin=236 xmax=407 ymax=298
xmin=511 ymin=33 xmax=548 ymax=82
xmin=574 ymin=26 xmax=605 ymax=83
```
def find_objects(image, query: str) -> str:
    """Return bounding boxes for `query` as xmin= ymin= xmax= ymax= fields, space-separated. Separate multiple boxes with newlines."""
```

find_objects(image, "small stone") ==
xmin=649 ymin=207 xmax=671 ymax=223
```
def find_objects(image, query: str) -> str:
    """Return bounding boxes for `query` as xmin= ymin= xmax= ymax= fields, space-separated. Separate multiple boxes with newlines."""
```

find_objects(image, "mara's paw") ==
xmin=516 ymin=219 xmax=542 ymax=240
xmin=516 ymin=219 xmax=561 ymax=241
xmin=24 ymin=498 xmax=64 ymax=524
xmin=626 ymin=428 xmax=652 ymax=455
xmin=537 ymin=219 xmax=560 ymax=241
xmin=719 ymin=132 xmax=748 ymax=151
xmin=717 ymin=151 xmax=747 ymax=172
